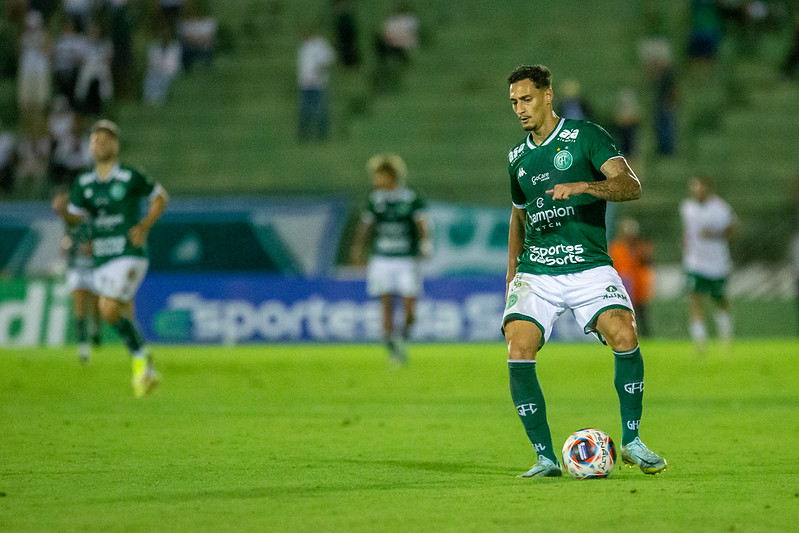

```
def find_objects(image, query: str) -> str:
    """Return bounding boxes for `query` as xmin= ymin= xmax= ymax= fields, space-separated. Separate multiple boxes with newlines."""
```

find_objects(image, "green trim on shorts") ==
xmin=585 ymin=304 xmax=634 ymax=344
xmin=501 ymin=313 xmax=546 ymax=349
xmin=685 ymin=271 xmax=727 ymax=302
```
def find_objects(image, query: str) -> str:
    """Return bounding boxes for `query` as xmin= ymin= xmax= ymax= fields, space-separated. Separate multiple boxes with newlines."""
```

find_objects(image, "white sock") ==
xmin=715 ymin=311 xmax=733 ymax=341
xmin=690 ymin=320 xmax=707 ymax=344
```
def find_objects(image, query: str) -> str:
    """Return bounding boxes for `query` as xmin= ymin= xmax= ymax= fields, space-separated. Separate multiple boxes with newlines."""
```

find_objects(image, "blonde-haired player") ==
xmin=351 ymin=153 xmax=431 ymax=363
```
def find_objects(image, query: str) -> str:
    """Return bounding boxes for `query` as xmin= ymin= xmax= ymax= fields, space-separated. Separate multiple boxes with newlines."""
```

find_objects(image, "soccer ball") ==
xmin=561 ymin=428 xmax=617 ymax=479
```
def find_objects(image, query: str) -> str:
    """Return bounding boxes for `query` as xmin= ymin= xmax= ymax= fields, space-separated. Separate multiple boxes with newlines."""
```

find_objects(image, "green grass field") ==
xmin=2 ymin=341 xmax=799 ymax=532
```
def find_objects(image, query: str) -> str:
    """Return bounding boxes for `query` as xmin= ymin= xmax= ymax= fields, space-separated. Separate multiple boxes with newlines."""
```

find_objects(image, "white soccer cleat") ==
xmin=621 ymin=437 xmax=667 ymax=474
xmin=519 ymin=455 xmax=563 ymax=478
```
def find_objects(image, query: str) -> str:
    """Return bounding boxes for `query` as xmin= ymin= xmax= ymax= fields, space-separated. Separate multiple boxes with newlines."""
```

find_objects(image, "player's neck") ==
xmin=529 ymin=112 xmax=560 ymax=145
xmin=95 ymin=160 xmax=117 ymax=181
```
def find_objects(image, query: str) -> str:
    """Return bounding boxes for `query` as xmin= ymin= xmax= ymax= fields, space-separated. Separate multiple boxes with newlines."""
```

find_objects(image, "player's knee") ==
xmin=98 ymin=299 xmax=121 ymax=324
xmin=504 ymin=321 xmax=541 ymax=360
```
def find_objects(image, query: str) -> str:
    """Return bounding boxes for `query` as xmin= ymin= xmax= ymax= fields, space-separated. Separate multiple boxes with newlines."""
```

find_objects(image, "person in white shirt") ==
xmin=297 ymin=27 xmax=335 ymax=141
xmin=680 ymin=175 xmax=737 ymax=351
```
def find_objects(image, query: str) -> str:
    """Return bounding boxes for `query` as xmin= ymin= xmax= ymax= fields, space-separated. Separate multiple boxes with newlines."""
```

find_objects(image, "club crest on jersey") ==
xmin=553 ymin=149 xmax=573 ymax=170
xmin=110 ymin=182 xmax=126 ymax=200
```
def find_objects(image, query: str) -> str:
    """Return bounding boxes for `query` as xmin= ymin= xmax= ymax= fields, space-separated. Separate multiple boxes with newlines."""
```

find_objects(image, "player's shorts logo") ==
xmin=505 ymin=294 xmax=518 ymax=310
xmin=553 ymin=149 xmax=573 ymax=170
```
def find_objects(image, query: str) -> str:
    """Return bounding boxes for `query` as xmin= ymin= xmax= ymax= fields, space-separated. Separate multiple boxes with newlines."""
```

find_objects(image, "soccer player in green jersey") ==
xmin=53 ymin=120 xmax=168 ymax=398
xmin=502 ymin=65 xmax=666 ymax=477
xmin=53 ymin=203 xmax=101 ymax=363
xmin=350 ymin=153 xmax=431 ymax=364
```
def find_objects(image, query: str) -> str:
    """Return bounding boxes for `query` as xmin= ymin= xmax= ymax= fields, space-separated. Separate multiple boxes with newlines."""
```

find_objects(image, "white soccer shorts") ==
xmin=503 ymin=265 xmax=634 ymax=345
xmin=366 ymin=256 xmax=422 ymax=298
xmin=92 ymin=256 xmax=149 ymax=303
xmin=66 ymin=266 xmax=96 ymax=293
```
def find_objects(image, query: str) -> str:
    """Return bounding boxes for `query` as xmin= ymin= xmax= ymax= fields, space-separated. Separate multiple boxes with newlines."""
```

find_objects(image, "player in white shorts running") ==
xmin=53 ymin=119 xmax=168 ymax=398
xmin=503 ymin=65 xmax=666 ymax=477
xmin=350 ymin=153 xmax=431 ymax=364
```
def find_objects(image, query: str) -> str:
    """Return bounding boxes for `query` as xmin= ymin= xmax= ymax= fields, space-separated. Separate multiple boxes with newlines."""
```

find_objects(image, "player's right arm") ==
xmin=350 ymin=218 xmax=373 ymax=266
xmin=506 ymin=206 xmax=526 ymax=296
xmin=51 ymin=191 xmax=84 ymax=227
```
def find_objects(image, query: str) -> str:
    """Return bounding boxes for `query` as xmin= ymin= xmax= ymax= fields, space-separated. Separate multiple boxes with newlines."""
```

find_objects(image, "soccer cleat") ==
xmin=386 ymin=337 xmax=408 ymax=366
xmin=78 ymin=343 xmax=90 ymax=365
xmin=131 ymin=358 xmax=160 ymax=398
xmin=518 ymin=455 xmax=563 ymax=478
xmin=621 ymin=437 xmax=667 ymax=474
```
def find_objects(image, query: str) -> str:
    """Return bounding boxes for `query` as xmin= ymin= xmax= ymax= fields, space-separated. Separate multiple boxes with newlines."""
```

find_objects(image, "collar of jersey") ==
xmin=526 ymin=118 xmax=566 ymax=150
xmin=93 ymin=163 xmax=121 ymax=182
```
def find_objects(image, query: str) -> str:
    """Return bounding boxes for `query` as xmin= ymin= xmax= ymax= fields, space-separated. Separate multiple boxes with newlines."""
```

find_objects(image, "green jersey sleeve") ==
xmin=585 ymin=121 xmax=623 ymax=172
xmin=129 ymin=169 xmax=156 ymax=198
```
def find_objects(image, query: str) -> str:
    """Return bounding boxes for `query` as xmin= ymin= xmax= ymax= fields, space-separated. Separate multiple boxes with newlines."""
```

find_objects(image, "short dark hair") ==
xmin=374 ymin=161 xmax=398 ymax=179
xmin=507 ymin=64 xmax=552 ymax=89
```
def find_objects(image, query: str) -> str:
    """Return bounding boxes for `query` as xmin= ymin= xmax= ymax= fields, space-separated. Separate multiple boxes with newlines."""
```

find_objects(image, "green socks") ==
xmin=112 ymin=317 xmax=145 ymax=354
xmin=509 ymin=360 xmax=558 ymax=464
xmin=614 ymin=346 xmax=644 ymax=446
xmin=75 ymin=317 xmax=88 ymax=344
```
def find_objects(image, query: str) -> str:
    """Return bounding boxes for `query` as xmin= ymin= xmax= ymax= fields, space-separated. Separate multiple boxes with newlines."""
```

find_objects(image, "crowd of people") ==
xmin=0 ymin=0 xmax=217 ymax=199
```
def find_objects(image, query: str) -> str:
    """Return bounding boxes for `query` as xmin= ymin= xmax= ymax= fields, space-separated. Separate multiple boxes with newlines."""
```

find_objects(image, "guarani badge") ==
xmin=553 ymin=149 xmax=573 ymax=170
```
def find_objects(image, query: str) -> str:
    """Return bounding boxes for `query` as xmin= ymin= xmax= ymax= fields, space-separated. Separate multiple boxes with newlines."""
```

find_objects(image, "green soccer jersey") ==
xmin=68 ymin=164 xmax=158 ymax=266
xmin=507 ymin=118 xmax=623 ymax=275
xmin=362 ymin=187 xmax=425 ymax=257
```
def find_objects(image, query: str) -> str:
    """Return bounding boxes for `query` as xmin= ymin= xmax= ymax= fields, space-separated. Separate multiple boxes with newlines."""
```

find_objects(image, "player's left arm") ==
xmin=547 ymin=157 xmax=641 ymax=202
xmin=129 ymin=185 xmax=169 ymax=247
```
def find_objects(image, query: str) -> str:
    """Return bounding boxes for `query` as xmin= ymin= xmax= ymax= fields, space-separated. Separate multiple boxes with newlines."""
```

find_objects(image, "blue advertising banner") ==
xmin=136 ymin=274 xmax=590 ymax=344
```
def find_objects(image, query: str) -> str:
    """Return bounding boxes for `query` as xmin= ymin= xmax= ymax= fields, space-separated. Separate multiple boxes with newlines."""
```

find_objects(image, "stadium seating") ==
xmin=103 ymin=2 xmax=799 ymax=264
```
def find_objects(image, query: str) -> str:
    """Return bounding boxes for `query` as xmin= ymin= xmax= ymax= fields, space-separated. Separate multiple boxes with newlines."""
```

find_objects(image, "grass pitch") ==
xmin=2 ymin=340 xmax=799 ymax=532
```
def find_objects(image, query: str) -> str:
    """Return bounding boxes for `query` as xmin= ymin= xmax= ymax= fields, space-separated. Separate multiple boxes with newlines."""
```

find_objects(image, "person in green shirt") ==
xmin=53 ymin=119 xmax=168 ymax=398
xmin=350 ymin=153 xmax=431 ymax=364
xmin=502 ymin=65 xmax=666 ymax=477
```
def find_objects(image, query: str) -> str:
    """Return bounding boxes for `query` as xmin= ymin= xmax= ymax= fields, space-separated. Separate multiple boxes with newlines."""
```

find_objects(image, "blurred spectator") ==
xmin=333 ymin=0 xmax=360 ymax=69
xmin=613 ymin=87 xmax=641 ymax=159
xmin=18 ymin=10 xmax=52 ymax=143
xmin=0 ymin=120 xmax=17 ymax=194
xmin=52 ymin=15 xmax=89 ymax=108
xmin=48 ymin=94 xmax=77 ymax=145
xmin=15 ymin=136 xmax=50 ymax=198
xmin=608 ymin=218 xmax=655 ymax=337
xmin=160 ymin=0 xmax=184 ymax=35
xmin=50 ymin=117 xmax=90 ymax=188
xmin=143 ymin=27 xmax=182 ymax=105
xmin=110 ymin=0 xmax=134 ymax=100
xmin=557 ymin=79 xmax=592 ymax=121
xmin=74 ymin=23 xmax=113 ymax=116
xmin=687 ymin=0 xmax=723 ymax=66
xmin=179 ymin=4 xmax=217 ymax=72
xmin=781 ymin=14 xmax=799 ymax=80
xmin=640 ymin=38 xmax=678 ymax=156
xmin=63 ymin=0 xmax=94 ymax=33
xmin=376 ymin=2 xmax=419 ymax=66
xmin=297 ymin=26 xmax=335 ymax=142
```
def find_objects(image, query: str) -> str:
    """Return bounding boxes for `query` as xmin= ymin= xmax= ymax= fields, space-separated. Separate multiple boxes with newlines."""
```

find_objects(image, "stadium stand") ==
xmin=1 ymin=1 xmax=798 ymax=263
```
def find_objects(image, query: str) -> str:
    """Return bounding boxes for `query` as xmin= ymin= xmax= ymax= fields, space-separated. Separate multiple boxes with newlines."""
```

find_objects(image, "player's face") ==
xmin=509 ymin=78 xmax=553 ymax=132
xmin=689 ymin=178 xmax=709 ymax=201
xmin=89 ymin=130 xmax=119 ymax=162
xmin=372 ymin=170 xmax=397 ymax=190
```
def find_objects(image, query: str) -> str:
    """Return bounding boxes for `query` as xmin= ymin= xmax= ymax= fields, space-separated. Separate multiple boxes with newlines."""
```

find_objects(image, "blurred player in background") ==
xmin=53 ymin=119 xmax=168 ymax=398
xmin=608 ymin=218 xmax=655 ymax=337
xmin=680 ymin=175 xmax=737 ymax=352
xmin=503 ymin=64 xmax=666 ymax=478
xmin=52 ymin=192 xmax=102 ymax=363
xmin=350 ymin=153 xmax=431 ymax=364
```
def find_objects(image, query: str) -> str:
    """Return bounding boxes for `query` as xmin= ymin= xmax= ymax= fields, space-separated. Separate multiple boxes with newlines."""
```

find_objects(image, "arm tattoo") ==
xmin=587 ymin=158 xmax=642 ymax=202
